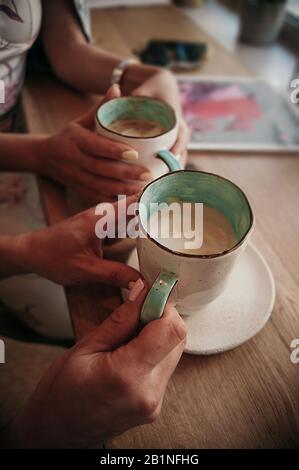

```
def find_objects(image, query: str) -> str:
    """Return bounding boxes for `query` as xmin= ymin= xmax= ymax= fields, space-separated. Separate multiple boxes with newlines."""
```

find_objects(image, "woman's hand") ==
xmin=16 ymin=196 xmax=139 ymax=288
xmin=123 ymin=65 xmax=190 ymax=165
xmin=37 ymin=85 xmax=152 ymax=203
xmin=8 ymin=286 xmax=186 ymax=448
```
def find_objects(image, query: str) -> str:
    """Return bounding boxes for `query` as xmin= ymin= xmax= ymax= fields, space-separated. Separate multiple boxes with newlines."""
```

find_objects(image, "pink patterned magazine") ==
xmin=178 ymin=76 xmax=299 ymax=152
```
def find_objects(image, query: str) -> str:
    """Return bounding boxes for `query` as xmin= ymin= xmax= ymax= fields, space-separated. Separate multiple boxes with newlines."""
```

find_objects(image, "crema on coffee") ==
xmin=107 ymin=118 xmax=167 ymax=138
xmin=149 ymin=204 xmax=238 ymax=256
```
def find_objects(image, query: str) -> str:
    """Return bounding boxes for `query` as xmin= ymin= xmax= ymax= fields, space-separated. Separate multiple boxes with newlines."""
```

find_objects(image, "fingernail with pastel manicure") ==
xmin=128 ymin=278 xmax=145 ymax=301
xmin=139 ymin=172 xmax=153 ymax=181
xmin=122 ymin=150 xmax=139 ymax=161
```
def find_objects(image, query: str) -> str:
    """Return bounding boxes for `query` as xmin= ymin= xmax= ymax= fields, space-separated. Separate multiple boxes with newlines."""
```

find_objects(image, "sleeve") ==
xmin=72 ymin=0 xmax=93 ymax=42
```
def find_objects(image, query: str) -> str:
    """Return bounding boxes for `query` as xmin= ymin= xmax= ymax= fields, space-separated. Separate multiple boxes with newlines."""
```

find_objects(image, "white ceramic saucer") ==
xmin=123 ymin=244 xmax=275 ymax=355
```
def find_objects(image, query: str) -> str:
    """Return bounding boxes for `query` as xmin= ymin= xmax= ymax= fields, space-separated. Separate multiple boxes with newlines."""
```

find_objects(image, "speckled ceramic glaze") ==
xmin=124 ymin=244 xmax=275 ymax=354
xmin=95 ymin=96 xmax=180 ymax=177
xmin=137 ymin=171 xmax=254 ymax=322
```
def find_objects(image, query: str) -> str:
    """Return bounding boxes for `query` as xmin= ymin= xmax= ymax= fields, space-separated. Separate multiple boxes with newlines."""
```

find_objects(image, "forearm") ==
xmin=0 ymin=234 xmax=31 ymax=279
xmin=44 ymin=34 xmax=160 ymax=95
xmin=42 ymin=0 xmax=160 ymax=94
xmin=55 ymin=45 xmax=160 ymax=95
xmin=42 ymin=0 xmax=118 ymax=93
xmin=0 ymin=134 xmax=47 ymax=173
xmin=49 ymin=41 xmax=122 ymax=94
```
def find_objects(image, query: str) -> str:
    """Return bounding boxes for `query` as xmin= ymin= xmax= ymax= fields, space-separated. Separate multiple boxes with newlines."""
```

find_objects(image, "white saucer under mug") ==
xmin=123 ymin=244 xmax=275 ymax=355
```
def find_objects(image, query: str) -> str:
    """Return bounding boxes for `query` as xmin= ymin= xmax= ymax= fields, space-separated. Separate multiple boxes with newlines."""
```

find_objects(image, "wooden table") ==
xmin=22 ymin=5 xmax=299 ymax=448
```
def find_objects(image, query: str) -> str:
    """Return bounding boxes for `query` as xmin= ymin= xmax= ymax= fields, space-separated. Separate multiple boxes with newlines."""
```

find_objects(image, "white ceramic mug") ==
xmin=136 ymin=171 xmax=254 ymax=324
xmin=95 ymin=96 xmax=180 ymax=178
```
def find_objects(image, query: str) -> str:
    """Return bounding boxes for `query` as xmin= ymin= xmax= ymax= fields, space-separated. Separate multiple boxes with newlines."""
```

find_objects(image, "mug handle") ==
xmin=157 ymin=150 xmax=182 ymax=172
xmin=140 ymin=271 xmax=178 ymax=325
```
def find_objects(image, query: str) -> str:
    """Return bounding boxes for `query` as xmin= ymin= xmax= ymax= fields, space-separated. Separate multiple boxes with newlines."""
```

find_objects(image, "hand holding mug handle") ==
xmin=139 ymin=152 xmax=181 ymax=324
xmin=140 ymin=271 xmax=179 ymax=324
xmin=157 ymin=150 xmax=182 ymax=172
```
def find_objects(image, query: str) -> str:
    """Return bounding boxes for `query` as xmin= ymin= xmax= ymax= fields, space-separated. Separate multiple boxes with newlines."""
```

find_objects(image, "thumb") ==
xmin=103 ymin=83 xmax=122 ymax=103
xmin=131 ymin=84 xmax=147 ymax=98
xmin=77 ymin=84 xmax=121 ymax=128
xmin=79 ymin=279 xmax=147 ymax=352
xmin=90 ymin=259 xmax=140 ymax=289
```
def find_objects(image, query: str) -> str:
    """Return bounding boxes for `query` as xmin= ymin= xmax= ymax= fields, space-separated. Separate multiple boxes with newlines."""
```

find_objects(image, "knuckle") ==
xmin=109 ymin=305 xmax=126 ymax=327
xmin=109 ymin=356 xmax=162 ymax=423
xmin=113 ymin=374 xmax=161 ymax=423
xmin=135 ymin=394 xmax=160 ymax=423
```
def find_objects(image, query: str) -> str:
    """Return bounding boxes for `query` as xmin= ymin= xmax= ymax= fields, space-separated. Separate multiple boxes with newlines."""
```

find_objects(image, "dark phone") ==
xmin=138 ymin=40 xmax=208 ymax=69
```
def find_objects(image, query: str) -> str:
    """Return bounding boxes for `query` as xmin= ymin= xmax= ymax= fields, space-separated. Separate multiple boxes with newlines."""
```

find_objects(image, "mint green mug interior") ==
xmin=96 ymin=96 xmax=176 ymax=136
xmin=139 ymin=170 xmax=253 ymax=255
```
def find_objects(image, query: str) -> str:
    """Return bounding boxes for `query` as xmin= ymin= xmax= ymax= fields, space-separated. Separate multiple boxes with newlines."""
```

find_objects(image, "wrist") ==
xmin=30 ymin=135 xmax=51 ymax=175
xmin=0 ymin=134 xmax=49 ymax=174
xmin=2 ymin=405 xmax=49 ymax=449
xmin=0 ymin=233 xmax=32 ymax=279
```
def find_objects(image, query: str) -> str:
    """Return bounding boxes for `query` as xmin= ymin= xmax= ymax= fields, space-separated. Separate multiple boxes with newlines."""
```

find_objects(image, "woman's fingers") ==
xmin=80 ymin=131 xmax=138 ymax=162
xmin=71 ymin=187 xmax=116 ymax=204
xmin=91 ymin=175 xmax=143 ymax=197
xmin=152 ymin=341 xmax=185 ymax=389
xmin=124 ymin=303 xmax=187 ymax=370
xmin=80 ymin=280 xmax=148 ymax=354
xmin=101 ymin=84 xmax=122 ymax=105
xmin=81 ymin=259 xmax=141 ymax=289
xmin=76 ymin=125 xmax=139 ymax=162
xmin=55 ymin=170 xmax=115 ymax=203
xmin=76 ymin=150 xmax=151 ymax=183
xmin=171 ymin=120 xmax=191 ymax=157
xmin=58 ymin=163 xmax=143 ymax=198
